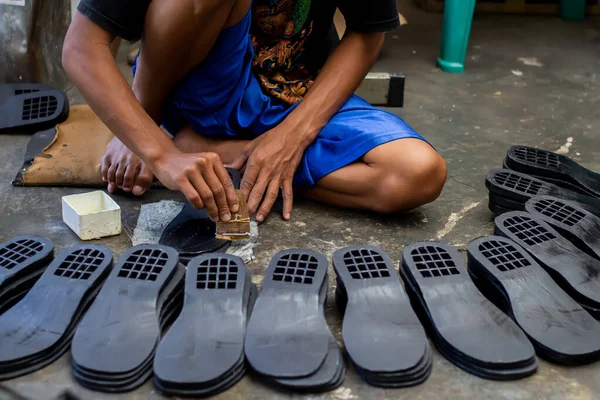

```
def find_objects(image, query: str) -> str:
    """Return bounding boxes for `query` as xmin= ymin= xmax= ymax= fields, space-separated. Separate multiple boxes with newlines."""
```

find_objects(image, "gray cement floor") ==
xmin=2 ymin=1 xmax=600 ymax=399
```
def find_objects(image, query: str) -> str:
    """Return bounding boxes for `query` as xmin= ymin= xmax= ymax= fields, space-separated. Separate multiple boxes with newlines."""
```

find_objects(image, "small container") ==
xmin=62 ymin=191 xmax=121 ymax=240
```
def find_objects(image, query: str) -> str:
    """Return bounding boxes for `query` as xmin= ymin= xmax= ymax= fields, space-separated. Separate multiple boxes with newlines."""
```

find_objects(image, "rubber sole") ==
xmin=0 ymin=281 xmax=105 ymax=381
xmin=177 ymin=240 xmax=231 ymax=265
xmin=154 ymin=254 xmax=254 ymax=396
xmin=503 ymin=157 xmax=600 ymax=197
xmin=272 ymin=336 xmax=345 ymax=393
xmin=0 ymin=235 xmax=54 ymax=316
xmin=0 ymin=235 xmax=54 ymax=287
xmin=486 ymin=169 xmax=600 ymax=217
xmin=525 ymin=195 xmax=600 ymax=260
xmin=0 ymin=90 xmax=69 ymax=134
xmin=488 ymin=201 xmax=513 ymax=216
xmin=489 ymin=191 xmax=525 ymax=211
xmin=0 ymin=245 xmax=112 ymax=380
xmin=245 ymin=249 xmax=330 ymax=379
xmin=159 ymin=168 xmax=240 ymax=257
xmin=71 ymin=244 xmax=182 ymax=376
xmin=267 ymin=278 xmax=345 ymax=393
xmin=0 ymin=268 xmax=45 ymax=314
xmin=494 ymin=211 xmax=600 ymax=311
xmin=0 ymin=84 xmax=55 ymax=99
xmin=505 ymin=146 xmax=600 ymax=198
xmin=353 ymin=345 xmax=433 ymax=388
xmin=154 ymin=362 xmax=246 ymax=398
xmin=159 ymin=202 xmax=230 ymax=254
xmin=468 ymin=236 xmax=600 ymax=365
xmin=71 ymin=288 xmax=183 ymax=393
xmin=401 ymin=242 xmax=537 ymax=380
xmin=332 ymin=245 xmax=431 ymax=387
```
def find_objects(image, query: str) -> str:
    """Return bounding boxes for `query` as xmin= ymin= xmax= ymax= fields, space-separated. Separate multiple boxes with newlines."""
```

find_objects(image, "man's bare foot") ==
xmin=100 ymin=136 xmax=154 ymax=195
xmin=173 ymin=125 xmax=248 ymax=165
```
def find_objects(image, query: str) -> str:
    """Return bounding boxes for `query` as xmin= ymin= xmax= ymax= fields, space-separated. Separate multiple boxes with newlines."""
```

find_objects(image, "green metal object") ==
xmin=436 ymin=0 xmax=477 ymax=73
xmin=560 ymin=0 xmax=586 ymax=21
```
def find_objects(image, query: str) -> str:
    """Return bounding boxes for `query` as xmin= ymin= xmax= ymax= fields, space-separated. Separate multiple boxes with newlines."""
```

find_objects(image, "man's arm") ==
xmin=63 ymin=14 xmax=171 ymax=167
xmin=231 ymin=29 xmax=385 ymax=221
xmin=62 ymin=11 xmax=238 ymax=221
xmin=279 ymin=29 xmax=384 ymax=148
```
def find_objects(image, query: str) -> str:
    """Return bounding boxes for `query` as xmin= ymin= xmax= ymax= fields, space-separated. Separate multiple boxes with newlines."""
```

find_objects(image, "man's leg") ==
xmin=172 ymin=126 xmax=248 ymax=164
xmin=303 ymin=139 xmax=447 ymax=213
xmin=101 ymin=0 xmax=250 ymax=195
xmin=171 ymin=126 xmax=446 ymax=213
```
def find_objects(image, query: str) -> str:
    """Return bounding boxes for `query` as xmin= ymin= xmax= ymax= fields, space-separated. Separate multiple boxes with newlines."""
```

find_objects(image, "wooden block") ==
xmin=216 ymin=190 xmax=250 ymax=240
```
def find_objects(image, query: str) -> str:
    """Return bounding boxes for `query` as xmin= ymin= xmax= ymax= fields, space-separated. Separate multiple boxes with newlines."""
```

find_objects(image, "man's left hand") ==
xmin=229 ymin=125 xmax=308 ymax=222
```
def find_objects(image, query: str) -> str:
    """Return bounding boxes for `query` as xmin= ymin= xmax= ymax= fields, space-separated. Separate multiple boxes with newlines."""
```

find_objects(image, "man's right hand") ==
xmin=151 ymin=151 xmax=239 ymax=222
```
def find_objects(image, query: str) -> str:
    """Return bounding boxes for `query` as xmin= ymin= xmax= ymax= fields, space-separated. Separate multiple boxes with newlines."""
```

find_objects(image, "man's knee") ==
xmin=372 ymin=150 xmax=447 ymax=213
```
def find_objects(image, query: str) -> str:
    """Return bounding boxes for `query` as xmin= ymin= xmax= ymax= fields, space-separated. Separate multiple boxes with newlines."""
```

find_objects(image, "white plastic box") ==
xmin=62 ymin=191 xmax=121 ymax=240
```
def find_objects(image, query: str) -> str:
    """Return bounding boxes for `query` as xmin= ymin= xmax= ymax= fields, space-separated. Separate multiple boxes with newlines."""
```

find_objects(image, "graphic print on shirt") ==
xmin=251 ymin=0 xmax=314 ymax=105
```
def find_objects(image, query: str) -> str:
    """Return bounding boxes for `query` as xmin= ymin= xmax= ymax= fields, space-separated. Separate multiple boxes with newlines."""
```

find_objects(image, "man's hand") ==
xmin=151 ymin=151 xmax=239 ymax=222
xmin=229 ymin=126 xmax=307 ymax=222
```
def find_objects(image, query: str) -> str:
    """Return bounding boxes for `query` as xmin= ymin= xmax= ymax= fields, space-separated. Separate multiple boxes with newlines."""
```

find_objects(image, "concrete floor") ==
xmin=3 ymin=1 xmax=600 ymax=399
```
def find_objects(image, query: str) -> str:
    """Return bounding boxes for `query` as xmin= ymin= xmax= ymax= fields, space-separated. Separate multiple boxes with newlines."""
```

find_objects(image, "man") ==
xmin=62 ymin=0 xmax=447 ymax=224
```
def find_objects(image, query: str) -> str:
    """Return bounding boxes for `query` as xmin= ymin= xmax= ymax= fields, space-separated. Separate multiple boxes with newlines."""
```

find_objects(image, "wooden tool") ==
xmin=216 ymin=190 xmax=250 ymax=240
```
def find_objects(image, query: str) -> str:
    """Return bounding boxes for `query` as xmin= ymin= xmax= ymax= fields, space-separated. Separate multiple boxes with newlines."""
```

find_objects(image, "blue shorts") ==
xmin=136 ymin=10 xmax=429 ymax=187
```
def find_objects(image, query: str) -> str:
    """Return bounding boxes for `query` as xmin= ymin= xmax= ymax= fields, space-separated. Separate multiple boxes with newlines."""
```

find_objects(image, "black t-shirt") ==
xmin=77 ymin=0 xmax=399 ymax=104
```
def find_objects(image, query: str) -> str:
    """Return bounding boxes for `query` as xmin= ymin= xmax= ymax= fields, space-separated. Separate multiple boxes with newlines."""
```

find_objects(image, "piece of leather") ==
xmin=15 ymin=105 xmax=113 ymax=187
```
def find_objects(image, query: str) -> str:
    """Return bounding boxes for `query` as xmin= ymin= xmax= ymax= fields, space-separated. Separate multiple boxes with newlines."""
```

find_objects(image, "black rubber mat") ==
xmin=505 ymin=146 xmax=600 ymax=198
xmin=467 ymin=236 xmax=600 ymax=365
xmin=0 ymin=90 xmax=69 ymax=134
xmin=494 ymin=211 xmax=600 ymax=313
xmin=0 ymin=245 xmax=112 ymax=380
xmin=332 ymin=245 xmax=431 ymax=387
xmin=486 ymin=169 xmax=600 ymax=217
xmin=71 ymin=244 xmax=184 ymax=393
xmin=525 ymin=195 xmax=600 ymax=260
xmin=153 ymin=254 xmax=255 ymax=397
xmin=159 ymin=168 xmax=240 ymax=259
xmin=158 ymin=202 xmax=230 ymax=254
xmin=245 ymin=249 xmax=330 ymax=379
xmin=401 ymin=242 xmax=537 ymax=380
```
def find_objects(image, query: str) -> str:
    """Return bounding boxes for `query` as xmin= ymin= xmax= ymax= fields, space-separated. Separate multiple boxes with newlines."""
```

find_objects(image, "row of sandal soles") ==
xmin=0 ymin=84 xmax=69 ymax=134
xmin=486 ymin=145 xmax=600 ymax=216
xmin=4 ymin=208 xmax=600 ymax=392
